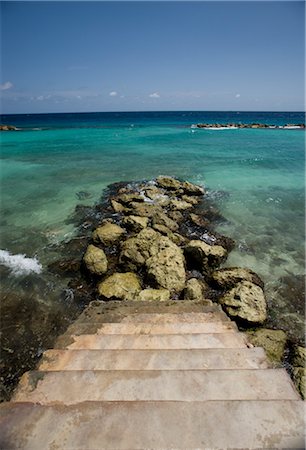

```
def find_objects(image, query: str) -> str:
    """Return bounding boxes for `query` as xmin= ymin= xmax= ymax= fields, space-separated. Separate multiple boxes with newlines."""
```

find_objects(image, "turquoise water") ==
xmin=0 ymin=111 xmax=305 ymax=397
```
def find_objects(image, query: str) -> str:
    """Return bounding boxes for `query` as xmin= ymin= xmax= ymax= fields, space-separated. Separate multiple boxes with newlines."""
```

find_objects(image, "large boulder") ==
xmin=156 ymin=176 xmax=204 ymax=196
xmin=292 ymin=346 xmax=306 ymax=399
xmin=219 ymin=281 xmax=267 ymax=324
xmin=93 ymin=223 xmax=125 ymax=246
xmin=184 ymin=240 xmax=228 ymax=271
xmin=170 ymin=199 xmax=193 ymax=211
xmin=120 ymin=228 xmax=186 ymax=293
xmin=97 ymin=272 xmax=141 ymax=301
xmin=137 ymin=289 xmax=170 ymax=302
xmin=246 ymin=328 xmax=287 ymax=364
xmin=152 ymin=211 xmax=179 ymax=232
xmin=83 ymin=244 xmax=108 ymax=276
xmin=152 ymin=224 xmax=187 ymax=246
xmin=211 ymin=267 xmax=264 ymax=290
xmin=120 ymin=228 xmax=159 ymax=271
xmin=146 ymin=241 xmax=186 ymax=292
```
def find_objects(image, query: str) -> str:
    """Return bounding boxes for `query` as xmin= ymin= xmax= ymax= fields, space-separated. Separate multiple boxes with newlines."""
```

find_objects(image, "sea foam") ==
xmin=0 ymin=249 xmax=42 ymax=276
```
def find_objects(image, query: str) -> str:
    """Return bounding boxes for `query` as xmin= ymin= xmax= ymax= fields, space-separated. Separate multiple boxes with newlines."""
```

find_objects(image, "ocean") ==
xmin=0 ymin=110 xmax=305 ymax=399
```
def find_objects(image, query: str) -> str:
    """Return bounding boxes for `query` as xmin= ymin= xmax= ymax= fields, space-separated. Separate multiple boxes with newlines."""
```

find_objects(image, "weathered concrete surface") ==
xmin=65 ymin=332 xmax=248 ymax=350
xmin=0 ymin=401 xmax=304 ymax=449
xmin=12 ymin=369 xmax=298 ymax=404
xmin=38 ymin=347 xmax=269 ymax=371
xmin=95 ymin=321 xmax=237 ymax=335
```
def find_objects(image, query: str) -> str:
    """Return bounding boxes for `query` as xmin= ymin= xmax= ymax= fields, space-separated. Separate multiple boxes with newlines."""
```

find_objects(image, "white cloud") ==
xmin=235 ymin=93 xmax=241 ymax=98
xmin=149 ymin=92 xmax=160 ymax=98
xmin=109 ymin=91 xmax=118 ymax=96
xmin=0 ymin=81 xmax=13 ymax=91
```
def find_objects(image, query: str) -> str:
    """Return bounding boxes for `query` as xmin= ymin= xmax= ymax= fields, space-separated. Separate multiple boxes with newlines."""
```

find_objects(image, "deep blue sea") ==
xmin=0 ymin=110 xmax=305 ymax=397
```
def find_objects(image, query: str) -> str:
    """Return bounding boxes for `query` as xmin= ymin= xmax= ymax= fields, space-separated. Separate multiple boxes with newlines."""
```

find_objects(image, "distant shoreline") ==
xmin=194 ymin=123 xmax=305 ymax=130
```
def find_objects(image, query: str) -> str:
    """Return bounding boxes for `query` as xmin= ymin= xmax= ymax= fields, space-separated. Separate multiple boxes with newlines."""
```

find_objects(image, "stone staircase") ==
xmin=0 ymin=300 xmax=304 ymax=449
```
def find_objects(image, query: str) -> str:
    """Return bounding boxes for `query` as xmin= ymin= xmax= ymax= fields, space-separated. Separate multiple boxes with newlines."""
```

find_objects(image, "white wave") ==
xmin=0 ymin=249 xmax=42 ymax=276
xmin=283 ymin=125 xmax=302 ymax=129
xmin=204 ymin=126 xmax=238 ymax=130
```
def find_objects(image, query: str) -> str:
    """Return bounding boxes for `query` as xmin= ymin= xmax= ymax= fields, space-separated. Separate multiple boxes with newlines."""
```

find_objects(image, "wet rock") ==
xmin=122 ymin=215 xmax=149 ymax=232
xmin=156 ymin=176 xmax=204 ymax=196
xmin=137 ymin=288 xmax=171 ymax=302
xmin=181 ymin=180 xmax=205 ymax=196
xmin=83 ymin=244 xmax=108 ymax=276
xmin=97 ymin=272 xmax=141 ymax=301
xmin=211 ymin=267 xmax=264 ymax=290
xmin=184 ymin=278 xmax=204 ymax=300
xmin=219 ymin=281 xmax=267 ymax=324
xmin=93 ymin=223 xmax=126 ymax=246
xmin=189 ymin=213 xmax=211 ymax=230
xmin=0 ymin=124 xmax=18 ymax=131
xmin=170 ymin=199 xmax=194 ymax=211
xmin=48 ymin=259 xmax=81 ymax=276
xmin=184 ymin=240 xmax=228 ymax=272
xmin=76 ymin=191 xmax=92 ymax=200
xmin=245 ymin=328 xmax=287 ymax=364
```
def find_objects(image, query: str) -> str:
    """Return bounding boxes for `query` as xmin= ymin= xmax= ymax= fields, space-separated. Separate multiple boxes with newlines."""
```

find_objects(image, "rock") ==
xmin=211 ymin=267 xmax=264 ymax=290
xmin=93 ymin=223 xmax=125 ymax=246
xmin=156 ymin=176 xmax=182 ymax=191
xmin=219 ymin=281 xmax=267 ymax=324
xmin=83 ymin=244 xmax=108 ymax=276
xmin=122 ymin=215 xmax=149 ymax=232
xmin=111 ymin=199 xmax=127 ymax=213
xmin=181 ymin=180 xmax=205 ymax=196
xmin=156 ymin=176 xmax=204 ymax=196
xmin=184 ymin=278 xmax=204 ymax=300
xmin=115 ymin=192 xmax=144 ymax=205
xmin=146 ymin=240 xmax=186 ymax=292
xmin=152 ymin=224 xmax=187 ymax=246
xmin=97 ymin=272 xmax=141 ymax=301
xmin=246 ymin=329 xmax=287 ymax=364
xmin=152 ymin=211 xmax=179 ymax=232
xmin=181 ymin=195 xmax=200 ymax=205
xmin=184 ymin=240 xmax=228 ymax=271
xmin=170 ymin=199 xmax=194 ymax=211
xmin=120 ymin=228 xmax=159 ymax=271
xmin=292 ymin=367 xmax=305 ymax=400
xmin=128 ymin=203 xmax=163 ymax=218
xmin=189 ymin=213 xmax=211 ymax=229
xmin=137 ymin=288 xmax=170 ymax=302
xmin=168 ymin=210 xmax=184 ymax=223
xmin=0 ymin=124 xmax=18 ymax=131
xmin=120 ymin=228 xmax=186 ymax=293
xmin=293 ymin=346 xmax=306 ymax=368
xmin=48 ymin=259 xmax=81 ymax=276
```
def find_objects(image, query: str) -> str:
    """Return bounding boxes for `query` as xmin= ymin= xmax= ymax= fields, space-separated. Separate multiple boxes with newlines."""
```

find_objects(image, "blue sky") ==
xmin=0 ymin=1 xmax=304 ymax=113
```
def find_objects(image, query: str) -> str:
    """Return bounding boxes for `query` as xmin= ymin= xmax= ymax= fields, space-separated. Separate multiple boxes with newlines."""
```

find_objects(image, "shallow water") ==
xmin=0 ymin=111 xmax=305 ymax=399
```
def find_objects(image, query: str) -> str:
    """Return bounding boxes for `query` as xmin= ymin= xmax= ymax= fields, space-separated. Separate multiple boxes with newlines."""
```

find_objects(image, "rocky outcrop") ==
xmin=219 ymin=281 xmax=267 ymax=324
xmin=122 ymin=215 xmax=149 ymax=232
xmin=83 ymin=245 xmax=108 ymax=276
xmin=93 ymin=223 xmax=125 ymax=246
xmin=97 ymin=272 xmax=141 ymax=301
xmin=246 ymin=329 xmax=286 ymax=364
xmin=196 ymin=123 xmax=305 ymax=130
xmin=0 ymin=124 xmax=18 ymax=131
xmin=184 ymin=240 xmax=228 ymax=272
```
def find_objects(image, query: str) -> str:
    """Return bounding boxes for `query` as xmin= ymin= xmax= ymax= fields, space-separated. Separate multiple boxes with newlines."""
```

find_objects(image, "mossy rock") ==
xmin=246 ymin=328 xmax=287 ymax=364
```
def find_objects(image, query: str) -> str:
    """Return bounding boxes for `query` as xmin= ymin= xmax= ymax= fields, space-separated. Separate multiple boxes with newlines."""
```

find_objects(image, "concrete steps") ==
xmin=12 ymin=369 xmax=299 ymax=404
xmin=38 ymin=347 xmax=269 ymax=370
xmin=65 ymin=332 xmax=248 ymax=350
xmin=0 ymin=306 xmax=304 ymax=449
xmin=1 ymin=401 xmax=304 ymax=449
